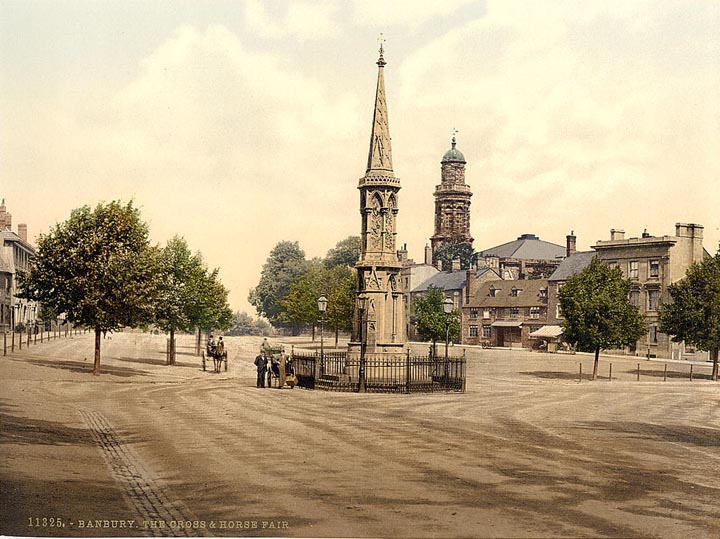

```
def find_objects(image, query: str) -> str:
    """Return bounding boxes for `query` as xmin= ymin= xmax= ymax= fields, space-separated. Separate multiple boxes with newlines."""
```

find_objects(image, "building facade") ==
xmin=463 ymin=278 xmax=550 ymax=348
xmin=430 ymin=136 xmax=473 ymax=263
xmin=0 ymin=200 xmax=37 ymax=331
xmin=592 ymin=224 xmax=708 ymax=359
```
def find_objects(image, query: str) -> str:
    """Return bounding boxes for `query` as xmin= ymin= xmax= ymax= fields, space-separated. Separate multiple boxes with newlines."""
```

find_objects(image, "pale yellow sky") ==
xmin=2 ymin=0 xmax=719 ymax=314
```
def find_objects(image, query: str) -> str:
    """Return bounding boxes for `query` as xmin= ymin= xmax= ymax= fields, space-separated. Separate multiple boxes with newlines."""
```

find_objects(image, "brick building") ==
xmin=463 ymin=278 xmax=549 ymax=348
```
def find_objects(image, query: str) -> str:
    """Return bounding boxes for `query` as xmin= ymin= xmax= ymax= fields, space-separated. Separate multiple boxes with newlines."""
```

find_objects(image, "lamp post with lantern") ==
xmin=443 ymin=297 xmax=454 ymax=361
xmin=317 ymin=295 xmax=328 ymax=378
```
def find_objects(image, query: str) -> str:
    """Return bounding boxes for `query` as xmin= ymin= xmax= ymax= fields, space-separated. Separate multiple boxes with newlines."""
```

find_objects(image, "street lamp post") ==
xmin=443 ymin=297 xmax=454 ymax=382
xmin=358 ymin=294 xmax=368 ymax=393
xmin=317 ymin=295 xmax=328 ymax=378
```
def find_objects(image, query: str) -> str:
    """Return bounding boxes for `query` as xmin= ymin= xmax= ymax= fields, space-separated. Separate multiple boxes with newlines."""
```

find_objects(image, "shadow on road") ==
xmin=575 ymin=420 xmax=720 ymax=448
xmin=25 ymin=358 xmax=149 ymax=378
xmin=0 ymin=401 xmax=93 ymax=446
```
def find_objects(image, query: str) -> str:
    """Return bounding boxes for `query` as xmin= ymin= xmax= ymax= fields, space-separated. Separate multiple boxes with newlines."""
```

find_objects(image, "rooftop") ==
xmin=478 ymin=234 xmax=565 ymax=261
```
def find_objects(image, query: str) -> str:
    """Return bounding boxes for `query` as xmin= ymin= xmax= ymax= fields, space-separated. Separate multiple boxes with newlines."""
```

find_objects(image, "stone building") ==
xmin=463 ymin=278 xmax=550 ymax=348
xmin=348 ymin=43 xmax=407 ymax=363
xmin=475 ymin=233 xmax=565 ymax=279
xmin=408 ymin=266 xmax=500 ymax=343
xmin=0 ymin=200 xmax=37 ymax=331
xmin=430 ymin=136 xmax=473 ymax=266
xmin=592 ymin=224 xmax=708 ymax=360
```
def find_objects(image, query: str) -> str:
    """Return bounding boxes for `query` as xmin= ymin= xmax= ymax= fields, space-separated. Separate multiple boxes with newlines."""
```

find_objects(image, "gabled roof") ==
xmin=549 ymin=251 xmax=595 ymax=282
xmin=471 ymin=279 xmax=549 ymax=308
xmin=478 ymin=234 xmax=565 ymax=261
xmin=413 ymin=270 xmax=467 ymax=293
xmin=1 ymin=230 xmax=35 ymax=254
xmin=412 ymin=267 xmax=497 ymax=293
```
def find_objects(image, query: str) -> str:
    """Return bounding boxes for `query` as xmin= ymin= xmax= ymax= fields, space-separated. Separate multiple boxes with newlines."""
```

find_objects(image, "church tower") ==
xmin=430 ymin=135 xmax=474 ymax=263
xmin=349 ymin=42 xmax=407 ymax=365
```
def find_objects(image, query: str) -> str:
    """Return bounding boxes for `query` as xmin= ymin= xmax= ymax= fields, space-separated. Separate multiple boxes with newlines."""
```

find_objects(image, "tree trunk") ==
xmin=196 ymin=328 xmax=201 ymax=356
xmin=169 ymin=328 xmax=176 ymax=365
xmin=712 ymin=347 xmax=719 ymax=382
xmin=335 ymin=328 xmax=339 ymax=348
xmin=593 ymin=346 xmax=600 ymax=380
xmin=93 ymin=327 xmax=101 ymax=376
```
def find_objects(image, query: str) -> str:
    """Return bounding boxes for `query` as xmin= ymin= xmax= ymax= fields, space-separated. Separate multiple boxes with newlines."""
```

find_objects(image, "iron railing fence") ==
xmin=291 ymin=350 xmax=466 ymax=394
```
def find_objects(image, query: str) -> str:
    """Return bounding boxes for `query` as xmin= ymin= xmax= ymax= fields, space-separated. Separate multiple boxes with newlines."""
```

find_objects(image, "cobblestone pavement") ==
xmin=1 ymin=332 xmax=719 ymax=538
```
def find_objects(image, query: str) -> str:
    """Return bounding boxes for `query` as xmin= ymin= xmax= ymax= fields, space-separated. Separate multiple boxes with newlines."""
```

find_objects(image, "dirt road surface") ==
xmin=1 ymin=332 xmax=719 ymax=538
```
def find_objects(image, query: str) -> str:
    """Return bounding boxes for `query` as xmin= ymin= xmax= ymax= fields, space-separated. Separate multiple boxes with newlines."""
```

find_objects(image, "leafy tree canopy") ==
xmin=558 ymin=258 xmax=645 ymax=377
xmin=20 ymin=200 xmax=159 ymax=374
xmin=325 ymin=236 xmax=361 ymax=268
xmin=248 ymin=241 xmax=308 ymax=324
xmin=660 ymin=248 xmax=720 ymax=378
xmin=412 ymin=287 xmax=460 ymax=345
xmin=433 ymin=238 xmax=473 ymax=271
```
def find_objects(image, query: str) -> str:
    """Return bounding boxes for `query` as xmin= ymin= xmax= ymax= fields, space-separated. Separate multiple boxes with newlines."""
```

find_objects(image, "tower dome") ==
xmin=441 ymin=136 xmax=466 ymax=164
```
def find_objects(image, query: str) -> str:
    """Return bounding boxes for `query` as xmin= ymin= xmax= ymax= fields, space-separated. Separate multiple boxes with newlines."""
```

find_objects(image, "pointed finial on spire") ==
xmin=452 ymin=127 xmax=458 ymax=147
xmin=377 ymin=33 xmax=386 ymax=67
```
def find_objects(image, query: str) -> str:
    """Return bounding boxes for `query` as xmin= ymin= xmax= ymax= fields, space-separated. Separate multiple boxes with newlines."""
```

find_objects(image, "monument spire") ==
xmin=365 ymin=34 xmax=394 ymax=176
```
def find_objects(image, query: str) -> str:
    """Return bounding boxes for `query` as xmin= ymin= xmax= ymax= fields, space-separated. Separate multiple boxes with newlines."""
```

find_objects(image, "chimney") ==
xmin=397 ymin=243 xmax=408 ymax=263
xmin=566 ymin=230 xmax=577 ymax=257
xmin=676 ymin=223 xmax=705 ymax=262
xmin=17 ymin=223 xmax=27 ymax=243
xmin=452 ymin=258 xmax=461 ymax=271
xmin=465 ymin=268 xmax=476 ymax=303
xmin=610 ymin=229 xmax=625 ymax=241
xmin=641 ymin=229 xmax=651 ymax=238
xmin=0 ymin=199 xmax=11 ymax=230
xmin=424 ymin=244 xmax=433 ymax=266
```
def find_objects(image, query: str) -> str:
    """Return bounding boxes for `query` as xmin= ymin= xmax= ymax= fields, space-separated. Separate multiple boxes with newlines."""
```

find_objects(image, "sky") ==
xmin=2 ymin=0 xmax=719 ymax=315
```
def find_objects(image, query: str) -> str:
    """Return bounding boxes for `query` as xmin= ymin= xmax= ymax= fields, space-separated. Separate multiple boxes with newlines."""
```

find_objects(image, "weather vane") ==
xmin=452 ymin=127 xmax=458 ymax=143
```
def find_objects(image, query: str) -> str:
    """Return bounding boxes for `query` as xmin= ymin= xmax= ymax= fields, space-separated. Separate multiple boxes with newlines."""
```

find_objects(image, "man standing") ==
xmin=254 ymin=354 xmax=267 ymax=388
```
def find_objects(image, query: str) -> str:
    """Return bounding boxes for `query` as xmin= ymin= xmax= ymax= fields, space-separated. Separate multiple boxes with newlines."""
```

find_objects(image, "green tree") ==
xmin=325 ymin=265 xmax=356 ymax=346
xmin=558 ymin=258 xmax=646 ymax=380
xmin=20 ymin=201 xmax=158 ymax=375
xmin=280 ymin=263 xmax=325 ymax=333
xmin=248 ymin=241 xmax=308 ymax=325
xmin=154 ymin=237 xmax=205 ymax=365
xmin=229 ymin=311 xmax=272 ymax=336
xmin=433 ymin=237 xmax=473 ymax=271
xmin=660 ymin=249 xmax=720 ymax=380
xmin=412 ymin=287 xmax=460 ymax=356
xmin=324 ymin=236 xmax=361 ymax=268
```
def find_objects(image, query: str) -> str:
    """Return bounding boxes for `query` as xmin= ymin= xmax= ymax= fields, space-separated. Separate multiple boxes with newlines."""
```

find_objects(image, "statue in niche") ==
xmin=365 ymin=267 xmax=382 ymax=291
xmin=368 ymin=196 xmax=382 ymax=249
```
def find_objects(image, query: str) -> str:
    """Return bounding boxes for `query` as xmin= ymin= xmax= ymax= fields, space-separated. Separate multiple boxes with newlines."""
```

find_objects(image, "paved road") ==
xmin=1 ymin=332 xmax=719 ymax=538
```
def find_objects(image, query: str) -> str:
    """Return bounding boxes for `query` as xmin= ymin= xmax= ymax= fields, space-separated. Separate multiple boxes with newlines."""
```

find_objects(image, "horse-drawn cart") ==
xmin=203 ymin=340 xmax=227 ymax=373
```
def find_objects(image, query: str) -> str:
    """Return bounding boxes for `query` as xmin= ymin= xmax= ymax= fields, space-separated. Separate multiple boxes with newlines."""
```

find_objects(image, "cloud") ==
xmin=392 ymin=0 xmax=720 ymax=251
xmin=245 ymin=0 xmax=340 ymax=41
xmin=351 ymin=0 xmax=478 ymax=28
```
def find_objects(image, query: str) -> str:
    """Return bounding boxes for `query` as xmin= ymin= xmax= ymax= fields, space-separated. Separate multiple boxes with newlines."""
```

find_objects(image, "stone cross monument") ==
xmin=348 ymin=42 xmax=407 ymax=375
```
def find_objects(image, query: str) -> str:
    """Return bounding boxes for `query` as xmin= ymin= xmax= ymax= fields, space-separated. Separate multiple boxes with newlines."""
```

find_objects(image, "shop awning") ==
xmin=491 ymin=320 xmax=523 ymax=328
xmin=529 ymin=325 xmax=564 ymax=338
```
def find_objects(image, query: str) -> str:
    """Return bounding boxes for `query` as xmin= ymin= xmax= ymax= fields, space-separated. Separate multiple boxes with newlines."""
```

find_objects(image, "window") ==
xmin=511 ymin=287 xmax=521 ymax=297
xmin=470 ymin=308 xmax=479 ymax=319
xmin=629 ymin=261 xmax=639 ymax=280
xmin=649 ymin=325 xmax=659 ymax=344
xmin=530 ymin=307 xmax=541 ymax=319
xmin=649 ymin=260 xmax=659 ymax=278
xmin=629 ymin=290 xmax=640 ymax=307
xmin=482 ymin=325 xmax=492 ymax=338
xmin=469 ymin=326 xmax=479 ymax=337
xmin=483 ymin=309 xmax=491 ymax=319
xmin=539 ymin=288 xmax=548 ymax=298
xmin=647 ymin=289 xmax=659 ymax=311
xmin=510 ymin=307 xmax=519 ymax=318
xmin=556 ymin=304 xmax=564 ymax=319
xmin=489 ymin=286 xmax=497 ymax=297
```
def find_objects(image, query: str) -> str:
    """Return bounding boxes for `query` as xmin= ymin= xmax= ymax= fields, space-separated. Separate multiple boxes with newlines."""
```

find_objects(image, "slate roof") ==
xmin=548 ymin=251 xmax=595 ymax=281
xmin=472 ymin=279 xmax=549 ymax=308
xmin=412 ymin=267 xmax=496 ymax=293
xmin=478 ymin=234 xmax=565 ymax=261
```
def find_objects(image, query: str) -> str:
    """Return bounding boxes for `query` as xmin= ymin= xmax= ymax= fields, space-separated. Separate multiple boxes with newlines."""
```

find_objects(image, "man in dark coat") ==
xmin=254 ymin=354 xmax=267 ymax=388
